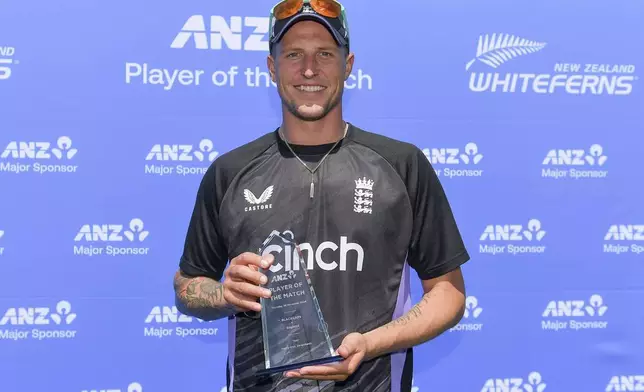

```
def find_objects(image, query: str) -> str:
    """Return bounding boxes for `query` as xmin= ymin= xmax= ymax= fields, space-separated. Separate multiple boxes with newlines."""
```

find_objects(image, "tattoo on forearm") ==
xmin=177 ymin=276 xmax=225 ymax=310
xmin=385 ymin=290 xmax=434 ymax=329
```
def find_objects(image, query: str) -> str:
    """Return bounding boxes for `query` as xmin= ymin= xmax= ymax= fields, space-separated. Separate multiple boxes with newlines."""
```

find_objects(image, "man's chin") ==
xmin=291 ymin=103 xmax=328 ymax=121
xmin=294 ymin=111 xmax=328 ymax=122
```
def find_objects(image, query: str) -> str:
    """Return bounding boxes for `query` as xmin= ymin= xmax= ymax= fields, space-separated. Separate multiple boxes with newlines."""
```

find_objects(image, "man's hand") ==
xmin=223 ymin=252 xmax=274 ymax=313
xmin=284 ymin=333 xmax=367 ymax=381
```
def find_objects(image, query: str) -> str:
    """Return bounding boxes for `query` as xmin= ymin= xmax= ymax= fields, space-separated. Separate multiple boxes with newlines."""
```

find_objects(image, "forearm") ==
xmin=363 ymin=281 xmax=465 ymax=361
xmin=173 ymin=271 xmax=238 ymax=321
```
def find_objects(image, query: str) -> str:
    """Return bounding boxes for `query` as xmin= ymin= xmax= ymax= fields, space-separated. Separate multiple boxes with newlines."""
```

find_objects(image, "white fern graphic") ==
xmin=465 ymin=33 xmax=546 ymax=70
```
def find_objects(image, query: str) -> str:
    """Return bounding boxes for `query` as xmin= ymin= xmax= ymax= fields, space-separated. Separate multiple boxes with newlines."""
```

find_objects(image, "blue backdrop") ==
xmin=1 ymin=0 xmax=643 ymax=391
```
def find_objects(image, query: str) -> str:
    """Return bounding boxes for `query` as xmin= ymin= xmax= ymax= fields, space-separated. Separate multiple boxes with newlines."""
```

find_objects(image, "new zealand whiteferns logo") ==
xmin=465 ymin=32 xmax=636 ymax=95
xmin=244 ymin=185 xmax=274 ymax=212
xmin=354 ymin=177 xmax=374 ymax=214
xmin=465 ymin=33 xmax=546 ymax=71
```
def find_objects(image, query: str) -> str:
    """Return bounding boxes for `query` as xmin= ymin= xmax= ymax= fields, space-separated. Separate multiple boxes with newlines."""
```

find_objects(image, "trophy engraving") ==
xmin=256 ymin=230 xmax=342 ymax=375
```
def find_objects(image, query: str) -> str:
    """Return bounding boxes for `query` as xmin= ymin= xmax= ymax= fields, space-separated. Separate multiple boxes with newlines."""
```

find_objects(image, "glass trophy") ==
xmin=256 ymin=230 xmax=342 ymax=376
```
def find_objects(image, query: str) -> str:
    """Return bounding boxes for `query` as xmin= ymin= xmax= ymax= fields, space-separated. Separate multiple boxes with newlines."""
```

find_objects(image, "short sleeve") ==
xmin=406 ymin=147 xmax=470 ymax=280
xmin=179 ymin=162 xmax=229 ymax=281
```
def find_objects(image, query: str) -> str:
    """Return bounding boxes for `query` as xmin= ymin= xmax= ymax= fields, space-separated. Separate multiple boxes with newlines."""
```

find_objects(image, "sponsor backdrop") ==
xmin=0 ymin=0 xmax=642 ymax=391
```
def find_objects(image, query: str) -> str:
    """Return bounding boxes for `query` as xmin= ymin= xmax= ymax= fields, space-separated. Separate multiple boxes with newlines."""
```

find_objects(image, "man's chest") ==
xmin=219 ymin=152 xmax=412 ymax=268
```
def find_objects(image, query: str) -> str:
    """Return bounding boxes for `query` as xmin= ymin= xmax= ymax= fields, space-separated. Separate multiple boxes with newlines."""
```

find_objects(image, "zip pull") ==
xmin=310 ymin=177 xmax=314 ymax=198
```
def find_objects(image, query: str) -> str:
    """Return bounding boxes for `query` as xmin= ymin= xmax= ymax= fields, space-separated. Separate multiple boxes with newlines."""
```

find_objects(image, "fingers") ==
xmin=231 ymin=280 xmax=272 ymax=300
xmin=223 ymin=277 xmax=271 ymax=312
xmin=232 ymin=252 xmax=274 ymax=269
xmin=285 ymin=364 xmax=350 ymax=381
xmin=228 ymin=264 xmax=269 ymax=286
xmin=224 ymin=289 xmax=262 ymax=313
xmin=223 ymin=252 xmax=275 ymax=313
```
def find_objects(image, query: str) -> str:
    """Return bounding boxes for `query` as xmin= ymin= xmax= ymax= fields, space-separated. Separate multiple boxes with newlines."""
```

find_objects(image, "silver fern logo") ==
xmin=465 ymin=33 xmax=546 ymax=71
xmin=466 ymin=32 xmax=636 ymax=95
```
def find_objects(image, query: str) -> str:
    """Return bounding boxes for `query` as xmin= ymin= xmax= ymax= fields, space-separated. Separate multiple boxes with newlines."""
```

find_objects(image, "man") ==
xmin=173 ymin=0 xmax=470 ymax=391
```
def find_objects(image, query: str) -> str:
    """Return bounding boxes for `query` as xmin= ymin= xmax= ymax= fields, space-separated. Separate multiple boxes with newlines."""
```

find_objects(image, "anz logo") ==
xmin=171 ymin=15 xmax=269 ymax=51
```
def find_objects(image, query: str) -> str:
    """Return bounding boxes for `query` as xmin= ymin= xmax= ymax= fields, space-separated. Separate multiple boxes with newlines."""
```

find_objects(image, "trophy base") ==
xmin=256 ymin=355 xmax=344 ymax=376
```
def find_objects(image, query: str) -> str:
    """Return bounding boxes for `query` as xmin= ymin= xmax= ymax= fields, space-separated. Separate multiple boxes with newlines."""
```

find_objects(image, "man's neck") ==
xmin=280 ymin=109 xmax=346 ymax=146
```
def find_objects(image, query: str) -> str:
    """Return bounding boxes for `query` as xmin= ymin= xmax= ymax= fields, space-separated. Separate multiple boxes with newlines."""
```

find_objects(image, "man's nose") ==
xmin=301 ymin=55 xmax=318 ymax=78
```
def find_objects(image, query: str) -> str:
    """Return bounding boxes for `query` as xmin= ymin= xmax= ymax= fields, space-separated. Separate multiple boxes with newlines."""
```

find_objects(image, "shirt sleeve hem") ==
xmin=179 ymin=256 xmax=224 ymax=281
xmin=414 ymin=250 xmax=470 ymax=281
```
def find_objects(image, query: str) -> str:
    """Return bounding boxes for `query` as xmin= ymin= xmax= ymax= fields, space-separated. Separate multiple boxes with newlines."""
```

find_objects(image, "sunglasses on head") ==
xmin=272 ymin=0 xmax=343 ymax=19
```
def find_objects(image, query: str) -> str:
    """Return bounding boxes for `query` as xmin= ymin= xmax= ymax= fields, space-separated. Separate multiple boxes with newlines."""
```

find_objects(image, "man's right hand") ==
xmin=223 ymin=252 xmax=274 ymax=313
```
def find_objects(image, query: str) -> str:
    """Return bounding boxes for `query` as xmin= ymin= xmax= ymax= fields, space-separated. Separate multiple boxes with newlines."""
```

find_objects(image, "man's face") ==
xmin=268 ymin=20 xmax=354 ymax=122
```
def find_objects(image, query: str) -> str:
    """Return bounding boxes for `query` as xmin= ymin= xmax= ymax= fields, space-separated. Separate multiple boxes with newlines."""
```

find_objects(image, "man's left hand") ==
xmin=284 ymin=332 xmax=368 ymax=381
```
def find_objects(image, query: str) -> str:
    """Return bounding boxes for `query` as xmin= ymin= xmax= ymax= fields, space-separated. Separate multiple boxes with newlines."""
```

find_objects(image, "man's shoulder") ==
xmin=213 ymin=129 xmax=277 ymax=173
xmin=199 ymin=129 xmax=277 ymax=199
xmin=348 ymin=124 xmax=425 ymax=166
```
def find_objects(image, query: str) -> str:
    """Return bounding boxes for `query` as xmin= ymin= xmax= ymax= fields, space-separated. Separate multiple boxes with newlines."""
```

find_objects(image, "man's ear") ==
xmin=267 ymin=54 xmax=277 ymax=83
xmin=344 ymin=51 xmax=355 ymax=80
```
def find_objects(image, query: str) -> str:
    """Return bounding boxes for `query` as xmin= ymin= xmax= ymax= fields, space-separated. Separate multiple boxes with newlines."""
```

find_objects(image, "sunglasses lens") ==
xmin=311 ymin=0 xmax=341 ymax=17
xmin=274 ymin=0 xmax=303 ymax=19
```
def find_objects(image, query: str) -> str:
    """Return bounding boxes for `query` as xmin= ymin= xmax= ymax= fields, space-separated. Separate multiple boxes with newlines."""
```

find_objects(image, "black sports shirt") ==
xmin=179 ymin=124 xmax=470 ymax=392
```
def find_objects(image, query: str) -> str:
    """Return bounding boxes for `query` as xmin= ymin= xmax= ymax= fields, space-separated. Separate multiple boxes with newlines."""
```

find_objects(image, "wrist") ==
xmin=362 ymin=330 xmax=381 ymax=361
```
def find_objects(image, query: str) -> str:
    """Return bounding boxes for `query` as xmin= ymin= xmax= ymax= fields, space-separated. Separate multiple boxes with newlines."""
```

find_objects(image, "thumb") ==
xmin=336 ymin=334 xmax=359 ymax=357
